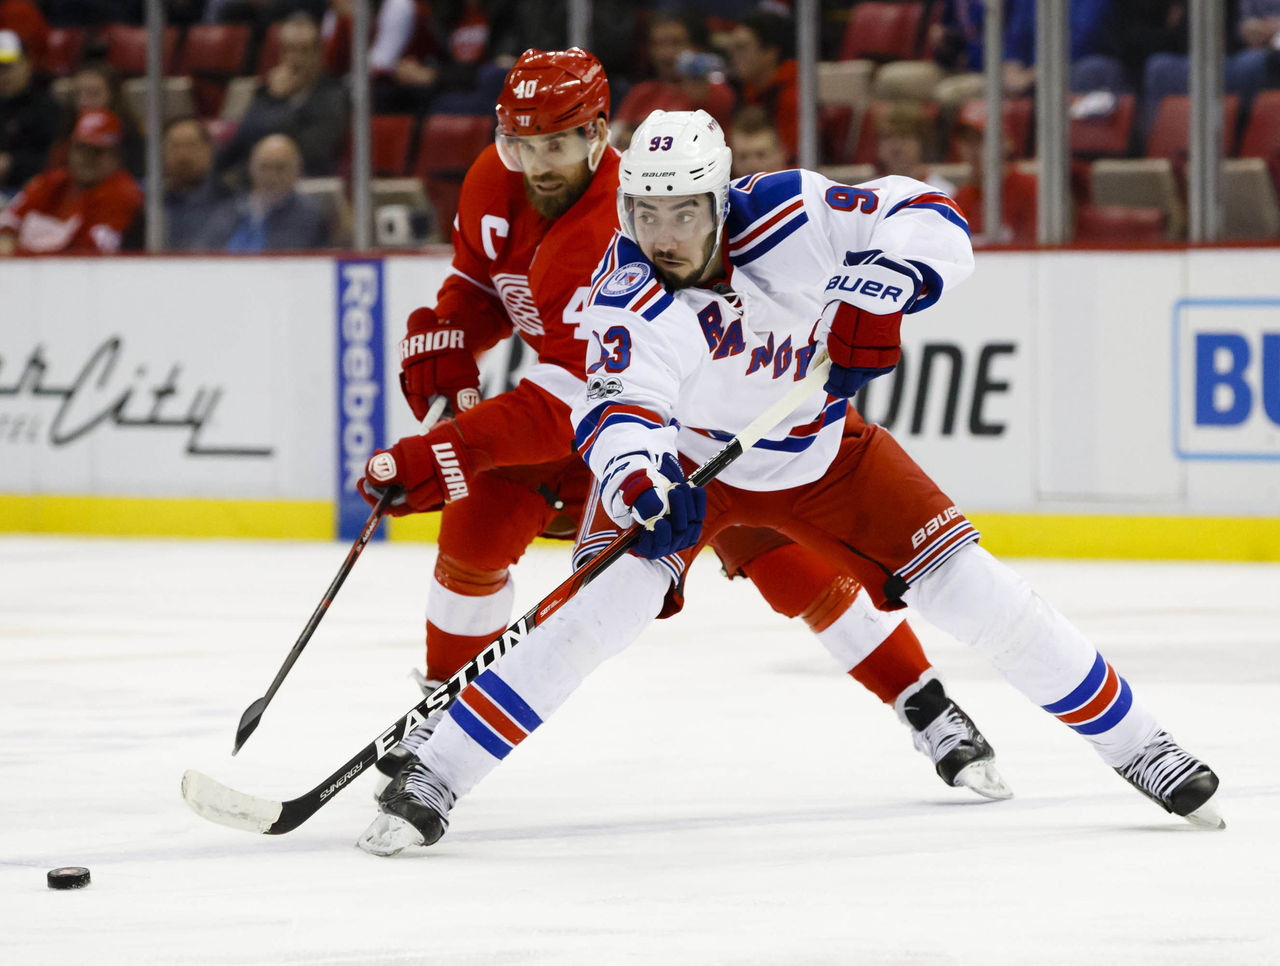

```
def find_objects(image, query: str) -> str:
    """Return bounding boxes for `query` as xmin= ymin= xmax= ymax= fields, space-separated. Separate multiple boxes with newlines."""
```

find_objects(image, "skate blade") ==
xmin=953 ymin=760 xmax=1014 ymax=801
xmin=356 ymin=813 xmax=425 ymax=856
xmin=1182 ymin=795 xmax=1226 ymax=830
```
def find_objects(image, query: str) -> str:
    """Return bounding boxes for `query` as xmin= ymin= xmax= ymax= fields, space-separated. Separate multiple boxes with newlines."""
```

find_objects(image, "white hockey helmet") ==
xmin=617 ymin=109 xmax=733 ymax=246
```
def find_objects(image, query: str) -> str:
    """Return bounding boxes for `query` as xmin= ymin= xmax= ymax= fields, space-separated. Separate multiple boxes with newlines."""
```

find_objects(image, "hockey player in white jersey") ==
xmin=357 ymin=109 xmax=1223 ymax=855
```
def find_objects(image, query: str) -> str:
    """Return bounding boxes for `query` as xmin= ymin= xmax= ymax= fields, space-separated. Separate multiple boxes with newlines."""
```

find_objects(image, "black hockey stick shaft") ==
xmin=232 ymin=487 xmax=395 ymax=755
xmin=185 ymin=353 xmax=830 ymax=834
xmin=233 ymin=401 xmax=448 ymax=754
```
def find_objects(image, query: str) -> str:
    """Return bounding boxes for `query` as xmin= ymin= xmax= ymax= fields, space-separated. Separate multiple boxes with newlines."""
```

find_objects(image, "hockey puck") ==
xmin=47 ymin=867 xmax=91 ymax=890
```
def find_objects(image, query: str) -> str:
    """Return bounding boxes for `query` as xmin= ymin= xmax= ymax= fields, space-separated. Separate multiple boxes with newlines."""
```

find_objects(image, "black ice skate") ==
xmin=357 ymin=758 xmax=457 ymax=856
xmin=1115 ymin=730 xmax=1224 ymax=829
xmin=904 ymin=679 xmax=1013 ymax=801
xmin=372 ymin=673 xmax=445 ymax=799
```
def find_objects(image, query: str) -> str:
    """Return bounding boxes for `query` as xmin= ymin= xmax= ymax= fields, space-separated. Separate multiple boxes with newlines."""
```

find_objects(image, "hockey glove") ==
xmin=398 ymin=306 xmax=481 ymax=422
xmin=605 ymin=453 xmax=706 ymax=559
xmin=817 ymin=250 xmax=922 ymax=398
xmin=358 ymin=422 xmax=476 ymax=516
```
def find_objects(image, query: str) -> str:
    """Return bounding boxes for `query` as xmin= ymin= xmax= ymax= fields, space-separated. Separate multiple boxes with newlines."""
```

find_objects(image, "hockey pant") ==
xmin=713 ymin=527 xmax=938 ymax=715
xmin=579 ymin=416 xmax=1161 ymax=771
xmin=419 ymin=554 xmax=670 ymax=797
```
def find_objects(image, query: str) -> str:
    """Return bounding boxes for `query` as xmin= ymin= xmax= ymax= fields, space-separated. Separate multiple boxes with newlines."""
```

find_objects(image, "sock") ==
xmin=425 ymin=555 xmax=516 ymax=681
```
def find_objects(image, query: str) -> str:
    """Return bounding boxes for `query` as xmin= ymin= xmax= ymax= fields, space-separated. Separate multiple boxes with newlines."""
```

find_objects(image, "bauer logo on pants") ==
xmin=336 ymin=260 xmax=387 ymax=540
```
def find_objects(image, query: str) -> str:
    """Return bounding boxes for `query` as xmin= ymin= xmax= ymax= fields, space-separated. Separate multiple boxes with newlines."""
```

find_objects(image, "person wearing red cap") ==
xmin=0 ymin=107 xmax=142 ymax=255
xmin=0 ymin=107 xmax=142 ymax=254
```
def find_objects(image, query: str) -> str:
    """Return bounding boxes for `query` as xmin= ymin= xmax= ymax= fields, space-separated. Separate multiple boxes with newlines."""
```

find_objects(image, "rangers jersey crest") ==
xmin=599 ymin=262 xmax=652 ymax=297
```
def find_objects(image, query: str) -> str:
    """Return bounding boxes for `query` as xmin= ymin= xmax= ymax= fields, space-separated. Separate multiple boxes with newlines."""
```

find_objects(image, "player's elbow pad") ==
xmin=824 ymin=250 xmax=922 ymax=316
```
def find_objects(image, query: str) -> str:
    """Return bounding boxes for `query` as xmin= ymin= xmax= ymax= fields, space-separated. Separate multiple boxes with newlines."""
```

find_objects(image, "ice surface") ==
xmin=1 ymin=536 xmax=1276 ymax=965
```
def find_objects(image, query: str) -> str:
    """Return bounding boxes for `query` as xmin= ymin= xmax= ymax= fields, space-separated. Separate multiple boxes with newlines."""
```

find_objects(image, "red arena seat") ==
xmin=102 ymin=23 xmax=179 ymax=77
xmin=1146 ymin=94 xmax=1239 ymax=163
xmin=840 ymin=2 xmax=925 ymax=62
xmin=372 ymin=115 xmax=415 ymax=177
xmin=414 ymin=114 xmax=495 ymax=230
xmin=43 ymin=27 xmax=85 ymax=77
xmin=1069 ymin=93 xmax=1135 ymax=158
xmin=177 ymin=24 xmax=252 ymax=116
xmin=1076 ymin=204 xmax=1165 ymax=243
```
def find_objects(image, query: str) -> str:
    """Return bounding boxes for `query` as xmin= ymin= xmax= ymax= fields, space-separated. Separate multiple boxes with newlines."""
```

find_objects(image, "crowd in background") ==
xmin=2 ymin=0 xmax=1280 ymax=255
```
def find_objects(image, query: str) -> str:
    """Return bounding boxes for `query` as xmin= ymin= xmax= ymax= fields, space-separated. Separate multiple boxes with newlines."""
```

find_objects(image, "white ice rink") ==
xmin=2 ymin=534 xmax=1277 ymax=965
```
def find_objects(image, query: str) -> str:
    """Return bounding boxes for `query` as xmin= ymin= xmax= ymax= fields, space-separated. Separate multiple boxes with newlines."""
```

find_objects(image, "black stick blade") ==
xmin=233 ymin=697 xmax=269 ymax=756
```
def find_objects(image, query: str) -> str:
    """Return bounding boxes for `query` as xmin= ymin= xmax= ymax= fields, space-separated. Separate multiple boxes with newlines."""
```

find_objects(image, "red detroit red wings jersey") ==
xmin=435 ymin=144 xmax=623 ymax=406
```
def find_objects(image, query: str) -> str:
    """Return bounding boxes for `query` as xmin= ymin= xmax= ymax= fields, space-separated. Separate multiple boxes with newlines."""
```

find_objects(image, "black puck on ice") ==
xmin=47 ymin=867 xmax=91 ymax=890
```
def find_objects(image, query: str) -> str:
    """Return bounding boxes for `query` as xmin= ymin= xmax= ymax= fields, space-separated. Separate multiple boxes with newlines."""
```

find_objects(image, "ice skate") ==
xmin=1115 ymin=730 xmax=1224 ymax=829
xmin=357 ymin=757 xmax=457 ymax=856
xmin=904 ymin=679 xmax=1013 ymax=801
xmin=372 ymin=673 xmax=445 ymax=799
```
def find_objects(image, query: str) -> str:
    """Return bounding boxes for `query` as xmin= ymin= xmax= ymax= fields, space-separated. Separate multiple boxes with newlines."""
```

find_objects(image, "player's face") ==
xmin=516 ymin=129 xmax=595 ymax=220
xmin=631 ymin=194 xmax=717 ymax=289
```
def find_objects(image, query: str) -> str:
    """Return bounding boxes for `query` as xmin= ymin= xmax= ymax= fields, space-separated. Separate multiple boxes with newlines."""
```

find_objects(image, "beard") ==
xmin=650 ymin=233 xmax=719 ymax=290
xmin=523 ymin=161 xmax=593 ymax=220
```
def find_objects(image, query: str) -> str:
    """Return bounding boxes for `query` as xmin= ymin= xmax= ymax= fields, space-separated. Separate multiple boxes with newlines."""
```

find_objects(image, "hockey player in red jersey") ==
xmin=357 ymin=108 xmax=1222 ymax=856
xmin=362 ymin=48 xmax=1008 ymax=803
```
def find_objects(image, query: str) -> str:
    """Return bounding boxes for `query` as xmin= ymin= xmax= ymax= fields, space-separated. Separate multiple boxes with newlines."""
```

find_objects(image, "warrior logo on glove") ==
xmin=368 ymin=452 xmax=398 ymax=482
xmin=358 ymin=423 xmax=478 ymax=516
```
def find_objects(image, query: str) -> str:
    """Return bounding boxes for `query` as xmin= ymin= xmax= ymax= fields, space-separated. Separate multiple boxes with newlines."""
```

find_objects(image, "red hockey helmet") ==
xmin=495 ymin=47 xmax=610 ymax=172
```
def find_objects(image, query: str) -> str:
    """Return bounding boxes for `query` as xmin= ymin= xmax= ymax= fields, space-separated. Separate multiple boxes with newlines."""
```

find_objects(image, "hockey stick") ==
xmin=232 ymin=397 xmax=448 ymax=755
xmin=184 ymin=352 xmax=831 ymax=834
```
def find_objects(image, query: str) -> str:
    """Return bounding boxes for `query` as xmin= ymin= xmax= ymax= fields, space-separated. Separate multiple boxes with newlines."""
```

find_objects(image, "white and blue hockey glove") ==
xmin=817 ymin=249 xmax=923 ymax=398
xmin=604 ymin=453 xmax=706 ymax=559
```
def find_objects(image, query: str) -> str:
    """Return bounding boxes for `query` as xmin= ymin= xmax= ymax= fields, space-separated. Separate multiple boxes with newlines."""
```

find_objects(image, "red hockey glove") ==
xmin=357 ymin=422 xmax=476 ymax=516
xmin=398 ymin=306 xmax=481 ymax=422
xmin=817 ymin=250 xmax=922 ymax=397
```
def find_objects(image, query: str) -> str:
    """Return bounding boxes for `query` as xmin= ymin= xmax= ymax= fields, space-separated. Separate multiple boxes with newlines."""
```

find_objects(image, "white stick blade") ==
xmin=181 ymin=769 xmax=283 ymax=834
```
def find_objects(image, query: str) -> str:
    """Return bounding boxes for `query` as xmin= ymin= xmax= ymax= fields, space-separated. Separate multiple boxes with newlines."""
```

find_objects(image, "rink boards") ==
xmin=1 ymin=248 xmax=1278 ymax=558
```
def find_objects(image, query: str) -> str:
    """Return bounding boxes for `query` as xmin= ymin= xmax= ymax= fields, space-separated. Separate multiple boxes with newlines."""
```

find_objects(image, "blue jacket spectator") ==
xmin=161 ymin=117 xmax=235 ymax=251
xmin=198 ymin=132 xmax=330 ymax=251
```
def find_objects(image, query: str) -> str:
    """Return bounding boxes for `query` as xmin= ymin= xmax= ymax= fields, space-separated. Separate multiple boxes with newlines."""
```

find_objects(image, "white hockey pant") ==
xmin=418 ymin=554 xmax=670 ymax=798
xmin=903 ymin=544 xmax=1158 ymax=766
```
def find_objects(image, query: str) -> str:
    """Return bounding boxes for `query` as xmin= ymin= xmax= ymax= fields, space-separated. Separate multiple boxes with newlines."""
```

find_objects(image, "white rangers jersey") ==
xmin=571 ymin=170 xmax=975 ymax=494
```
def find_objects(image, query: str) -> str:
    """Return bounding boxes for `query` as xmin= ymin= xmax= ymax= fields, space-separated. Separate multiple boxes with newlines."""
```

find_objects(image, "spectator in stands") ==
xmin=43 ymin=1 xmax=142 ymax=27
xmin=612 ymin=12 xmax=735 ymax=149
xmin=729 ymin=104 xmax=787 ymax=179
xmin=725 ymin=10 xmax=798 ymax=161
xmin=934 ymin=0 xmax=1125 ymax=98
xmin=929 ymin=0 xmax=984 ymax=74
xmin=951 ymin=103 xmax=1037 ymax=245
xmin=0 ymin=1 xmax=47 ymax=67
xmin=874 ymin=102 xmax=956 ymax=194
xmin=0 ymin=29 xmax=57 ymax=201
xmin=51 ymin=62 xmax=144 ymax=179
xmin=1143 ymin=1 xmax=1278 ymax=133
xmin=162 ymin=116 xmax=235 ymax=251
xmin=215 ymin=11 xmax=347 ymax=181
xmin=198 ymin=132 xmax=329 ymax=251
xmin=0 ymin=108 xmax=142 ymax=255
xmin=206 ymin=1 xmax=321 ymax=25
xmin=1003 ymin=0 xmax=1119 ymax=96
